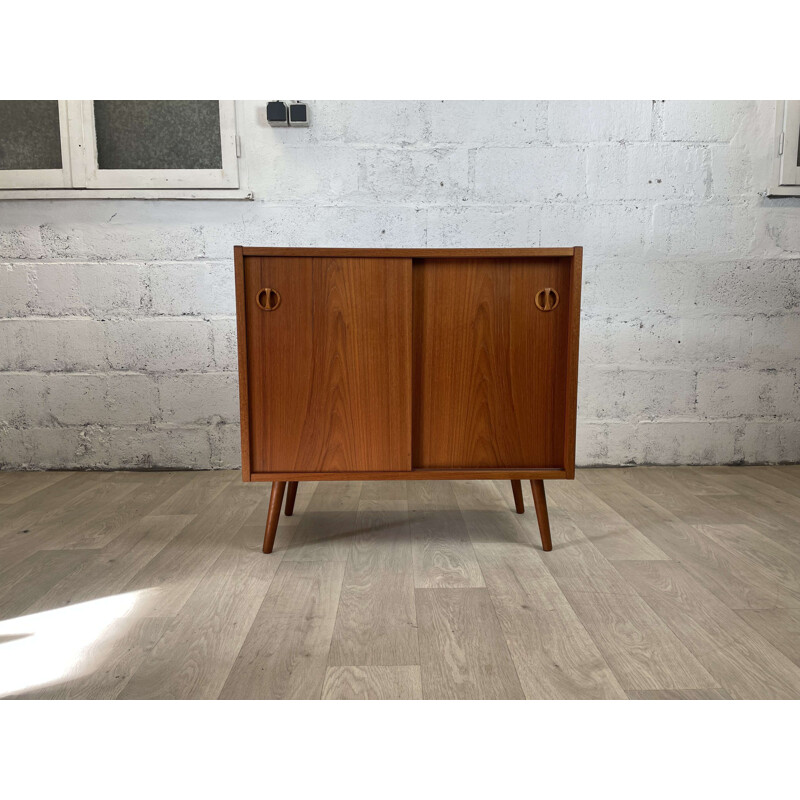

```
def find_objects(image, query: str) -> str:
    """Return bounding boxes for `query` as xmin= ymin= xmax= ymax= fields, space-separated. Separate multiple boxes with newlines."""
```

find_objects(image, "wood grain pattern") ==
xmin=735 ymin=609 xmax=800 ymax=667
xmin=7 ymin=466 xmax=800 ymax=700
xmin=546 ymin=479 xmax=669 ymax=561
xmin=8 ymin=616 xmax=172 ymax=700
xmin=0 ymin=550 xmax=96 ymax=620
xmin=586 ymin=471 xmax=787 ymax=610
xmin=24 ymin=515 xmax=195 ymax=615
xmin=412 ymin=257 xmax=571 ymax=469
xmin=282 ymin=480 xmax=363 ymax=562
xmin=694 ymin=523 xmax=800 ymax=607
xmin=119 ymin=522 xmax=285 ymax=700
xmin=0 ymin=471 xmax=73 ymax=506
xmin=527 ymin=508 xmax=639 ymax=597
xmin=616 ymin=560 xmax=800 ymax=699
xmin=219 ymin=561 xmax=346 ymax=699
xmin=147 ymin=471 xmax=232 ymax=517
xmin=626 ymin=689 xmax=733 ymax=700
xmin=408 ymin=481 xmax=485 ymax=589
xmin=416 ymin=588 xmax=525 ymax=699
xmin=0 ymin=477 xmax=141 ymax=571
xmin=328 ymin=482 xmax=418 ymax=666
xmin=243 ymin=256 xmax=412 ymax=474
xmin=322 ymin=666 xmax=422 ymax=700
xmin=122 ymin=481 xmax=264 ymax=617
xmin=450 ymin=489 xmax=626 ymax=699
xmin=562 ymin=589 xmax=719 ymax=691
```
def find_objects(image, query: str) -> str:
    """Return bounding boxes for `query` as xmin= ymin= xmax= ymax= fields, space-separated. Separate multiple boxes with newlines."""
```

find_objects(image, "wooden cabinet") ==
xmin=235 ymin=247 xmax=582 ymax=554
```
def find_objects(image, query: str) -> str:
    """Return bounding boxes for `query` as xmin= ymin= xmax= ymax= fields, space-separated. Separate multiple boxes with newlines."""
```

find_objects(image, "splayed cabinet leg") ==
xmin=530 ymin=479 xmax=552 ymax=551
xmin=284 ymin=481 xmax=298 ymax=516
xmin=263 ymin=481 xmax=286 ymax=554
xmin=510 ymin=480 xmax=525 ymax=514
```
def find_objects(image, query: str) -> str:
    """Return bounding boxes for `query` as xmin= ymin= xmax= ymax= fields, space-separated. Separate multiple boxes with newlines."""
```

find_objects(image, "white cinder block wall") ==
xmin=1 ymin=100 xmax=798 ymax=469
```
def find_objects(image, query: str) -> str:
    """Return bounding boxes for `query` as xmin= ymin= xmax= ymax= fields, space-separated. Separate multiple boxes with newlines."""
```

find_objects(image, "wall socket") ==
xmin=288 ymin=102 xmax=309 ymax=127
xmin=266 ymin=101 xmax=288 ymax=127
xmin=266 ymin=101 xmax=309 ymax=127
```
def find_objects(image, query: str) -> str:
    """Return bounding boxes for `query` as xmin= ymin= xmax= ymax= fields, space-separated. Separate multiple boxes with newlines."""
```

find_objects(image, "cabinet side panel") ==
xmin=413 ymin=257 xmax=571 ymax=469
xmin=234 ymin=247 xmax=251 ymax=479
xmin=563 ymin=247 xmax=582 ymax=477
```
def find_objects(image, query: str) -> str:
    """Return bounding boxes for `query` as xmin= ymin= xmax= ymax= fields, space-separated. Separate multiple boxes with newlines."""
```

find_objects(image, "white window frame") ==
xmin=0 ymin=100 xmax=250 ymax=200
xmin=769 ymin=100 xmax=800 ymax=197
xmin=0 ymin=100 xmax=72 ymax=189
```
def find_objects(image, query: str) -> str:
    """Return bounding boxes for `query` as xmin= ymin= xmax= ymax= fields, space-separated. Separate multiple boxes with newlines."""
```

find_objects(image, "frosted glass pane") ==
xmin=0 ymin=101 xmax=62 ymax=170
xmin=94 ymin=101 xmax=222 ymax=170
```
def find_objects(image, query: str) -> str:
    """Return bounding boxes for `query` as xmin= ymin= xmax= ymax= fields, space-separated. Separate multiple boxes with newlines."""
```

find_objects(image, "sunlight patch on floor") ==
xmin=0 ymin=589 xmax=155 ymax=698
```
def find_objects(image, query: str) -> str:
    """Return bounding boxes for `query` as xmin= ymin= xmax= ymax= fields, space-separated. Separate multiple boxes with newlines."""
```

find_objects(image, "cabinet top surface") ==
xmin=237 ymin=246 xmax=580 ymax=259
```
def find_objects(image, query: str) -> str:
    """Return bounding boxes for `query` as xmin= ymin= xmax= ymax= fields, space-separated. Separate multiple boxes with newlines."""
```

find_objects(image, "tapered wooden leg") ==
xmin=530 ymin=479 xmax=552 ymax=551
xmin=284 ymin=481 xmax=298 ymax=516
xmin=263 ymin=481 xmax=286 ymax=554
xmin=510 ymin=479 xmax=525 ymax=514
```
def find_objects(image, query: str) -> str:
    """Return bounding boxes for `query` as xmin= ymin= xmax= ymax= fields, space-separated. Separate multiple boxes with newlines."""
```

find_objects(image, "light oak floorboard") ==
xmin=409 ymin=481 xmax=485 ymax=589
xmin=526 ymin=507 xmax=639 ymax=597
xmin=618 ymin=467 xmax=743 ymax=526
xmin=328 ymin=484 xmax=418 ymax=667
xmin=0 ymin=473 xmax=115 ymax=559
xmin=122 ymin=481 xmax=265 ymax=617
xmin=11 ymin=617 xmax=173 ymax=700
xmin=626 ymin=689 xmax=733 ymax=700
xmin=735 ymin=609 xmax=800 ymax=668
xmin=452 ymin=481 xmax=626 ymax=699
xmin=0 ymin=471 xmax=74 ymax=505
xmin=119 ymin=522 xmax=287 ymax=700
xmin=547 ymin=479 xmax=670 ymax=561
xmin=4 ymin=467 xmax=800 ymax=701
xmin=219 ymin=560 xmax=346 ymax=700
xmin=148 ymin=470 xmax=236 ymax=516
xmin=61 ymin=471 xmax=197 ymax=550
xmin=0 ymin=549 xmax=98 ymax=621
xmin=561 ymin=589 xmax=719 ymax=692
xmin=584 ymin=473 xmax=785 ymax=610
xmin=24 ymin=515 xmax=195 ymax=615
xmin=282 ymin=481 xmax=364 ymax=562
xmin=322 ymin=666 xmax=423 ymax=700
xmin=743 ymin=465 xmax=800 ymax=500
xmin=416 ymin=588 xmax=524 ymax=699
xmin=616 ymin=560 xmax=800 ymax=699
xmin=693 ymin=523 xmax=800 ymax=608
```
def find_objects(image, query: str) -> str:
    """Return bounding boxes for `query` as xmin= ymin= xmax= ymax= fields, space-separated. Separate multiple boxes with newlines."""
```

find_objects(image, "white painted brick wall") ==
xmin=1 ymin=100 xmax=798 ymax=469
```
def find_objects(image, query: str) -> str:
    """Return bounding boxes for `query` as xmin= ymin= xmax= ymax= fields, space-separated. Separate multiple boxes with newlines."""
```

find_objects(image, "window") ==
xmin=0 ymin=100 xmax=247 ymax=198
xmin=770 ymin=100 xmax=800 ymax=196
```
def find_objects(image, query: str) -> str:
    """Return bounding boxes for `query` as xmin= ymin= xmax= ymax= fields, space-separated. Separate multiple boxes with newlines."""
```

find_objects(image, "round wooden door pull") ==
xmin=256 ymin=288 xmax=281 ymax=311
xmin=535 ymin=287 xmax=559 ymax=312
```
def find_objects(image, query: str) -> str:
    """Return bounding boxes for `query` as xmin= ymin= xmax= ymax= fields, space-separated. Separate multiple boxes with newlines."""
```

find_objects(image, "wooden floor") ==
xmin=1 ymin=466 xmax=800 ymax=700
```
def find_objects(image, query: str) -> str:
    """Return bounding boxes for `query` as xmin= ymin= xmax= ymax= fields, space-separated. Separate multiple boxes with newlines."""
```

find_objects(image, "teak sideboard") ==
xmin=234 ymin=246 xmax=582 ymax=554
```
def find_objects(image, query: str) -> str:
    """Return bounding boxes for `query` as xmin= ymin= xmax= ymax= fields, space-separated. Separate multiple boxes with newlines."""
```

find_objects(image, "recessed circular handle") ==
xmin=256 ymin=288 xmax=281 ymax=311
xmin=535 ymin=287 xmax=559 ymax=312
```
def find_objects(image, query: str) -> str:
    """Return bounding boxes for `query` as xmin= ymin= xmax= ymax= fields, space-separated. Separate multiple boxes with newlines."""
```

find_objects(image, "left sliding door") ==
xmin=240 ymin=256 xmax=413 ymax=474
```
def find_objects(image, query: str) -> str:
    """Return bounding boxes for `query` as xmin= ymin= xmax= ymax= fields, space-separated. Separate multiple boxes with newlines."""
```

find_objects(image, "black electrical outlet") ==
xmin=288 ymin=102 xmax=309 ymax=127
xmin=266 ymin=101 xmax=288 ymax=127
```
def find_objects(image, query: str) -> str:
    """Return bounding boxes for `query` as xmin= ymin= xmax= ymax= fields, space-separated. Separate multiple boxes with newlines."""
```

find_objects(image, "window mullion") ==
xmin=64 ymin=100 xmax=91 ymax=188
